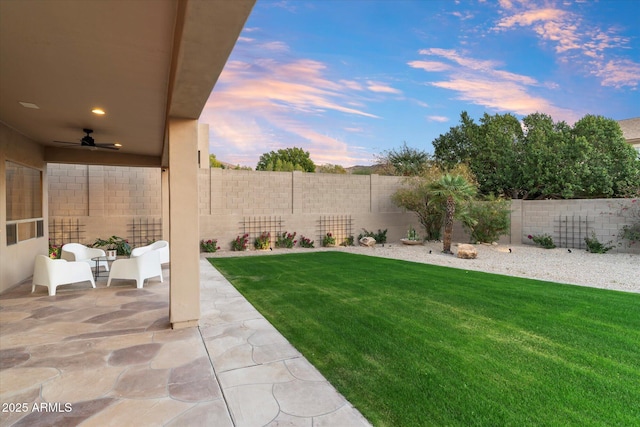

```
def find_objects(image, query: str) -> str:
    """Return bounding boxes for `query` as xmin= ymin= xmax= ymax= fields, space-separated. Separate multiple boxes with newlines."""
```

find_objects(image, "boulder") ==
xmin=457 ymin=244 xmax=477 ymax=259
xmin=359 ymin=236 xmax=376 ymax=247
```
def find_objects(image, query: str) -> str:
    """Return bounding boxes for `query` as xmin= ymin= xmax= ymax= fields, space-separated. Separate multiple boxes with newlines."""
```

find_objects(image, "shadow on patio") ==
xmin=0 ymin=257 xmax=370 ymax=426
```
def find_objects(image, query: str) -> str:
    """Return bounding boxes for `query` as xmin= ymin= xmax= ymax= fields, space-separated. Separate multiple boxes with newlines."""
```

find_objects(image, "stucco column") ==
xmin=168 ymin=118 xmax=200 ymax=329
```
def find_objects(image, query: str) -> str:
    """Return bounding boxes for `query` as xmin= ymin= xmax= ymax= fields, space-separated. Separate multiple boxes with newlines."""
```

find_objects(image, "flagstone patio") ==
xmin=0 ymin=257 xmax=370 ymax=426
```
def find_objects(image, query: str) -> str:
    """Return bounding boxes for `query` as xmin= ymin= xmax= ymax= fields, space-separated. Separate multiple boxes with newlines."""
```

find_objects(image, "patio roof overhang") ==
xmin=0 ymin=0 xmax=255 ymax=168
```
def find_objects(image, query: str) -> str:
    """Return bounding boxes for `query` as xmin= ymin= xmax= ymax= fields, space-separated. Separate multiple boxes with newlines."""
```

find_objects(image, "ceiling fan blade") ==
xmin=94 ymin=144 xmax=120 ymax=150
xmin=53 ymin=140 xmax=80 ymax=145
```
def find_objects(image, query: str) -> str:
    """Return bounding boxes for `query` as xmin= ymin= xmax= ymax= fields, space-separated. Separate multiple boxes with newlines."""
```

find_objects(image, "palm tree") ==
xmin=428 ymin=174 xmax=477 ymax=254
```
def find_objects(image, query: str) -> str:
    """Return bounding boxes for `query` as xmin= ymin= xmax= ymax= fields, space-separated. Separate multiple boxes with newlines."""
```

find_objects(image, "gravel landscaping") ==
xmin=207 ymin=242 xmax=640 ymax=293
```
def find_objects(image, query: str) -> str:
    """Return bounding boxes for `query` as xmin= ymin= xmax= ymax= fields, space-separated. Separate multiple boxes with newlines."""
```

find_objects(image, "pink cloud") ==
xmin=366 ymin=81 xmax=402 ymax=94
xmin=410 ymin=48 xmax=579 ymax=123
xmin=407 ymin=60 xmax=451 ymax=72
xmin=202 ymin=50 xmax=396 ymax=166
xmin=592 ymin=59 xmax=640 ymax=89
xmin=493 ymin=2 xmax=638 ymax=88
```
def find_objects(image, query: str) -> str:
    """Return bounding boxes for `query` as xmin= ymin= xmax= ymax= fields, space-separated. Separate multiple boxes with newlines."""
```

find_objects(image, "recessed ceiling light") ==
xmin=91 ymin=108 xmax=106 ymax=115
xmin=19 ymin=101 xmax=40 ymax=109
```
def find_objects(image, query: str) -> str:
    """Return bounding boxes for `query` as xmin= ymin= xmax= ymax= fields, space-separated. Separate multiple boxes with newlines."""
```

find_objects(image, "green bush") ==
xmin=463 ymin=196 xmax=511 ymax=243
xmin=527 ymin=233 xmax=556 ymax=249
xmin=584 ymin=232 xmax=615 ymax=253
xmin=357 ymin=228 xmax=388 ymax=244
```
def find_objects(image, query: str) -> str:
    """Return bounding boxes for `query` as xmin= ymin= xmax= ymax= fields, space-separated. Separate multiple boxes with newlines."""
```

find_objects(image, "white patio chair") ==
xmin=107 ymin=250 xmax=162 ymax=289
xmin=61 ymin=243 xmax=109 ymax=273
xmin=32 ymin=255 xmax=96 ymax=296
xmin=131 ymin=240 xmax=170 ymax=265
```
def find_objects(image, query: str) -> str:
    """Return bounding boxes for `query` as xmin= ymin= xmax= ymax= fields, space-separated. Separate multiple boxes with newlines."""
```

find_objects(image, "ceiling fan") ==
xmin=53 ymin=128 xmax=120 ymax=150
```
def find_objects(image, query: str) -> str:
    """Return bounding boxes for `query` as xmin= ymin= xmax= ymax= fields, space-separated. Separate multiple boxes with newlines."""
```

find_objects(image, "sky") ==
xmin=200 ymin=0 xmax=640 ymax=168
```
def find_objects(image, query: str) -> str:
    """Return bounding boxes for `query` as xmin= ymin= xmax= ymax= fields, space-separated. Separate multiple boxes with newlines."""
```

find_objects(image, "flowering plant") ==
xmin=200 ymin=239 xmax=220 ymax=253
xmin=276 ymin=231 xmax=297 ymax=248
xmin=254 ymin=232 xmax=271 ymax=250
xmin=322 ymin=232 xmax=336 ymax=247
xmin=49 ymin=241 xmax=61 ymax=259
xmin=232 ymin=234 xmax=249 ymax=251
xmin=299 ymin=235 xmax=314 ymax=248
xmin=527 ymin=233 xmax=556 ymax=249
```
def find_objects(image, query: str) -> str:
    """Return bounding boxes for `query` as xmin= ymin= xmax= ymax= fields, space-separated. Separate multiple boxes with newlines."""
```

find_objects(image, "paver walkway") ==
xmin=0 ymin=257 xmax=371 ymax=426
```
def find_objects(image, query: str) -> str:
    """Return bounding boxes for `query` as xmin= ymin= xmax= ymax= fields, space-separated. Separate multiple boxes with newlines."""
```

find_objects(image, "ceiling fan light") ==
xmin=19 ymin=101 xmax=40 ymax=109
xmin=91 ymin=108 xmax=106 ymax=115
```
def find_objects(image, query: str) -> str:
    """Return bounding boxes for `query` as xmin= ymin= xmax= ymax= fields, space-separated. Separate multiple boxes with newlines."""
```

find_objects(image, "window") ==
xmin=5 ymin=161 xmax=44 ymax=245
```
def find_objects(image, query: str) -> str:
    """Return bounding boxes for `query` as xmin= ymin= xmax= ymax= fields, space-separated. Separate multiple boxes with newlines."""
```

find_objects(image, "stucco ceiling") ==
xmin=0 ymin=0 xmax=254 ymax=167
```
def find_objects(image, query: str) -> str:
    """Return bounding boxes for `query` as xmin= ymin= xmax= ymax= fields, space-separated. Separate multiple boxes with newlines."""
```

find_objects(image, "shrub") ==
xmin=464 ymin=196 xmax=511 ymax=243
xmin=584 ymin=232 xmax=615 ymax=253
xmin=357 ymin=228 xmax=388 ymax=244
xmin=200 ymin=239 xmax=220 ymax=253
xmin=619 ymin=223 xmax=640 ymax=246
xmin=322 ymin=232 xmax=336 ymax=247
xmin=254 ymin=232 xmax=271 ymax=250
xmin=340 ymin=236 xmax=354 ymax=246
xmin=232 ymin=234 xmax=249 ymax=251
xmin=527 ymin=234 xmax=556 ymax=249
xmin=276 ymin=231 xmax=297 ymax=248
xmin=299 ymin=236 xmax=314 ymax=248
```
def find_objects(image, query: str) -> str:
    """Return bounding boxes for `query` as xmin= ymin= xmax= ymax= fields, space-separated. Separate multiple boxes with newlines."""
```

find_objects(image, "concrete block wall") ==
xmin=520 ymin=198 xmax=639 ymax=253
xmin=48 ymin=164 xmax=639 ymax=254
xmin=48 ymin=164 xmax=162 ymax=245
xmin=199 ymin=169 xmax=415 ymax=249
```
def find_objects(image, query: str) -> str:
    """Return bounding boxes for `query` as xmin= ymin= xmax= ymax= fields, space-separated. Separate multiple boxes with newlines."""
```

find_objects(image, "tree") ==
xmin=209 ymin=154 xmax=225 ymax=168
xmin=391 ymin=164 xmax=476 ymax=240
xmin=473 ymin=113 xmax=524 ymax=198
xmin=432 ymin=111 xmax=478 ymax=170
xmin=256 ymin=147 xmax=316 ymax=172
xmin=317 ymin=164 xmax=347 ymax=174
xmin=433 ymin=111 xmax=640 ymax=199
xmin=427 ymin=174 xmax=477 ymax=254
xmin=571 ymin=115 xmax=640 ymax=198
xmin=376 ymin=142 xmax=431 ymax=176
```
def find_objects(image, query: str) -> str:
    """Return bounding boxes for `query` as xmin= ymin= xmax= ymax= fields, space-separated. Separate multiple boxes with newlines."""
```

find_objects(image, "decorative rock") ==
xmin=359 ymin=237 xmax=376 ymax=247
xmin=457 ymin=244 xmax=477 ymax=259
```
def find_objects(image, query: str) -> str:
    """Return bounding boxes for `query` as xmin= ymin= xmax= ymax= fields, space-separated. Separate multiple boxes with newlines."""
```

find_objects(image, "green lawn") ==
xmin=209 ymin=252 xmax=640 ymax=427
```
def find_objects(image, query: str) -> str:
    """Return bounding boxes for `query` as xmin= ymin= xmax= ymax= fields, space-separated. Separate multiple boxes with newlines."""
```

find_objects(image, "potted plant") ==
xmin=92 ymin=235 xmax=132 ymax=257
xmin=401 ymin=225 xmax=422 ymax=245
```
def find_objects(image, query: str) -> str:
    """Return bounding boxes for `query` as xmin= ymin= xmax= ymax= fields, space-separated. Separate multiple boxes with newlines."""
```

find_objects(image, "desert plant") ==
xmin=406 ymin=225 xmax=419 ymax=241
xmin=200 ymin=239 xmax=220 ymax=253
xmin=232 ymin=234 xmax=249 ymax=251
xmin=463 ymin=196 xmax=511 ymax=243
xmin=357 ymin=228 xmax=387 ymax=244
xmin=340 ymin=236 xmax=354 ymax=246
xmin=427 ymin=174 xmax=477 ymax=254
xmin=527 ymin=234 xmax=556 ymax=249
xmin=254 ymin=232 xmax=271 ymax=250
xmin=92 ymin=235 xmax=132 ymax=256
xmin=322 ymin=232 xmax=336 ymax=247
xmin=584 ymin=232 xmax=615 ymax=253
xmin=276 ymin=231 xmax=297 ymax=248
